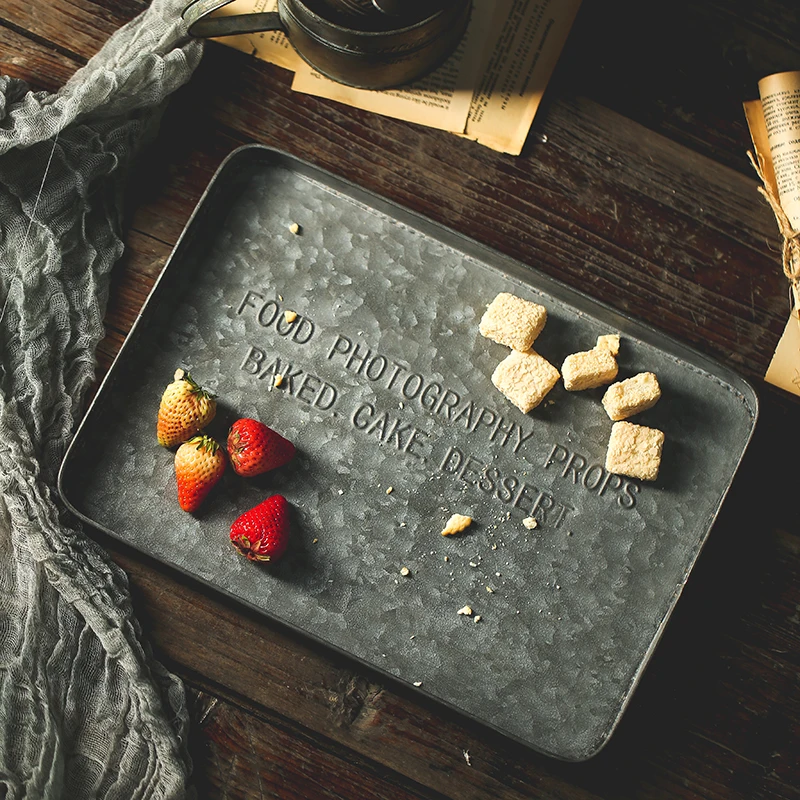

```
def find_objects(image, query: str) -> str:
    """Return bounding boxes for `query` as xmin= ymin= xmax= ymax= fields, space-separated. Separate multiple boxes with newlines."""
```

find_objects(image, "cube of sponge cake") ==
xmin=479 ymin=292 xmax=547 ymax=352
xmin=492 ymin=350 xmax=560 ymax=413
xmin=605 ymin=421 xmax=664 ymax=481
xmin=602 ymin=372 xmax=661 ymax=420
xmin=596 ymin=334 xmax=620 ymax=356
xmin=561 ymin=343 xmax=618 ymax=391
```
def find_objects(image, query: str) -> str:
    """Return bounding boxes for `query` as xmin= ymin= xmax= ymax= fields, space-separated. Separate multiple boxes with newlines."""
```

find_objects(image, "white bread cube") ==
xmin=492 ymin=350 xmax=560 ymax=413
xmin=602 ymin=372 xmax=661 ymax=420
xmin=479 ymin=292 xmax=547 ymax=352
xmin=605 ymin=421 xmax=664 ymax=481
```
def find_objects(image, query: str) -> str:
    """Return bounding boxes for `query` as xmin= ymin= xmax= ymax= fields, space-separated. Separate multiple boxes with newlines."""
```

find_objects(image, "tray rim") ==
xmin=59 ymin=143 xmax=760 ymax=761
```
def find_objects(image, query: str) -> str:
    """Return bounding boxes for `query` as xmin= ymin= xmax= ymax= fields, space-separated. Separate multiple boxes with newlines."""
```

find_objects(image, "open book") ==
xmin=210 ymin=0 xmax=582 ymax=155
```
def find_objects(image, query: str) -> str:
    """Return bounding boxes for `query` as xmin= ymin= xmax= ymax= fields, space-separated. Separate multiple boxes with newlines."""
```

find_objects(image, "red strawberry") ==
xmin=157 ymin=368 xmax=216 ymax=448
xmin=230 ymin=495 xmax=290 ymax=563
xmin=174 ymin=435 xmax=226 ymax=512
xmin=227 ymin=418 xmax=295 ymax=477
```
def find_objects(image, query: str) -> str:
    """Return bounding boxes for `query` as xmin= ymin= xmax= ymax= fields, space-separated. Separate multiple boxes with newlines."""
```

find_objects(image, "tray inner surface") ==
xmin=61 ymin=148 xmax=757 ymax=761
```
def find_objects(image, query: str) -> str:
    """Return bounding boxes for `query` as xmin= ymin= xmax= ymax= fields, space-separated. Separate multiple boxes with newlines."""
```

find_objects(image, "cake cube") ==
xmin=561 ymin=347 xmax=618 ymax=391
xmin=596 ymin=334 xmax=620 ymax=356
xmin=605 ymin=421 xmax=664 ymax=481
xmin=602 ymin=372 xmax=661 ymax=420
xmin=492 ymin=350 xmax=560 ymax=413
xmin=479 ymin=292 xmax=547 ymax=351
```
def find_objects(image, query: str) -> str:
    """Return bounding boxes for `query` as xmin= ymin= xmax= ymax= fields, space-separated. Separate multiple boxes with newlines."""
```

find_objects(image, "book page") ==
xmin=209 ymin=0 xmax=304 ymax=71
xmin=463 ymin=0 xmax=583 ymax=154
xmin=289 ymin=1 xmax=495 ymax=133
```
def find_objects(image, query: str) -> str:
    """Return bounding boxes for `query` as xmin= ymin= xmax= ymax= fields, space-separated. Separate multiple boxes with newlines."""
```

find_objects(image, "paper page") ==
xmin=463 ymin=0 xmax=583 ymax=155
xmin=289 ymin=1 xmax=495 ymax=133
xmin=209 ymin=0 xmax=304 ymax=71
xmin=765 ymin=314 xmax=800 ymax=397
xmin=744 ymin=72 xmax=800 ymax=398
xmin=758 ymin=71 xmax=800 ymax=229
xmin=743 ymin=98 xmax=778 ymax=194
xmin=211 ymin=1 xmax=582 ymax=154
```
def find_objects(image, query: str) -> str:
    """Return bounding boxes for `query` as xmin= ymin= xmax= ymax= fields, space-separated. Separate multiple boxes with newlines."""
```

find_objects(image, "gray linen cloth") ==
xmin=0 ymin=2 xmax=203 ymax=796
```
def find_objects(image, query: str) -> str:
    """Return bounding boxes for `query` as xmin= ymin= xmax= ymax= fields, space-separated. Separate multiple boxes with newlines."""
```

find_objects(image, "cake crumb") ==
xmin=523 ymin=517 xmax=538 ymax=529
xmin=386 ymin=486 xmax=393 ymax=495
xmin=400 ymin=566 xmax=410 ymax=577
xmin=312 ymin=538 xmax=318 ymax=544
xmin=457 ymin=605 xmax=473 ymax=616
xmin=284 ymin=309 xmax=298 ymax=324
xmin=463 ymin=750 xmax=472 ymax=766
xmin=289 ymin=222 xmax=301 ymax=234
xmin=486 ymin=586 xmax=494 ymax=593
xmin=413 ymin=680 xmax=423 ymax=687
xmin=474 ymin=615 xmax=482 ymax=623
xmin=441 ymin=513 xmax=472 ymax=536
xmin=274 ymin=373 xmax=284 ymax=388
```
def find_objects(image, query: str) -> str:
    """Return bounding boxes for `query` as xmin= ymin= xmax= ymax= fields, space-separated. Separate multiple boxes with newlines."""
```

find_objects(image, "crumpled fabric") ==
xmin=0 ymin=2 xmax=202 ymax=797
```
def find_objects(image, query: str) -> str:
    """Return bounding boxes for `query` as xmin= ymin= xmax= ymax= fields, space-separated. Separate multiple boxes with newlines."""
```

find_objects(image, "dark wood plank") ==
xmin=0 ymin=0 xmax=139 ymax=61
xmin=556 ymin=0 xmax=800 ymax=175
xmin=0 ymin=18 xmax=81 ymax=89
xmin=187 ymin=689 xmax=447 ymax=800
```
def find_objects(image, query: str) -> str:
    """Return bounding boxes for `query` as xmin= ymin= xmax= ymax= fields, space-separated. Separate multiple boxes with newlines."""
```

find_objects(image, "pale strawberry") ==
xmin=230 ymin=494 xmax=290 ymax=563
xmin=157 ymin=368 xmax=217 ymax=448
xmin=227 ymin=418 xmax=295 ymax=477
xmin=174 ymin=435 xmax=226 ymax=512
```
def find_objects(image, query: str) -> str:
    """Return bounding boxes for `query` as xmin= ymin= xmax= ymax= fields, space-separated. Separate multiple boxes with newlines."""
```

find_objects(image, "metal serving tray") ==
xmin=59 ymin=145 xmax=757 ymax=761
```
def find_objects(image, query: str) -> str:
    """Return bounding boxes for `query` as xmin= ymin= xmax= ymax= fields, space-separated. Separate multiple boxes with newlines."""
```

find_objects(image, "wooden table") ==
xmin=3 ymin=2 xmax=799 ymax=797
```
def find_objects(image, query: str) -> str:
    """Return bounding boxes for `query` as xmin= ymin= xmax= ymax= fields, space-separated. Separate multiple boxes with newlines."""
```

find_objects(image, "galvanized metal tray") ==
xmin=59 ymin=145 xmax=758 ymax=761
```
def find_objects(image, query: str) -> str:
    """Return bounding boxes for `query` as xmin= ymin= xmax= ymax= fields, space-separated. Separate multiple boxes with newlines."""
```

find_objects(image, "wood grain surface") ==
xmin=2 ymin=1 xmax=799 ymax=798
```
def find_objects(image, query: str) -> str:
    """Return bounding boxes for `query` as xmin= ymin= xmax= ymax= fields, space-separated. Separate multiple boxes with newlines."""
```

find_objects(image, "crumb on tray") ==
xmin=441 ymin=513 xmax=472 ymax=536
